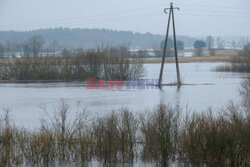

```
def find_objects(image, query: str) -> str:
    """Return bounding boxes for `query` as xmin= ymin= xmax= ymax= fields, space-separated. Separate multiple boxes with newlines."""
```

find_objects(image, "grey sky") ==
xmin=0 ymin=0 xmax=249 ymax=36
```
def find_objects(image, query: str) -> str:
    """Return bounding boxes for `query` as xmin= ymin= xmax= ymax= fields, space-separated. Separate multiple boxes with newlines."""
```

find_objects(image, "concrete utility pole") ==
xmin=158 ymin=2 xmax=181 ymax=87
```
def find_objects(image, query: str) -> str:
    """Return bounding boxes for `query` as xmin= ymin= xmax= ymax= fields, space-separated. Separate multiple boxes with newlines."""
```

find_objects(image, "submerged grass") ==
xmin=179 ymin=104 xmax=250 ymax=166
xmin=139 ymin=103 xmax=180 ymax=166
xmin=0 ymin=101 xmax=249 ymax=167
xmin=0 ymin=47 xmax=145 ymax=82
xmin=92 ymin=108 xmax=137 ymax=164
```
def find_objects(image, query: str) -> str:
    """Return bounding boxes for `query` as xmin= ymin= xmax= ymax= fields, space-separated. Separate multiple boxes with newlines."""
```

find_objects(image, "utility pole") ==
xmin=158 ymin=5 xmax=172 ymax=88
xmin=158 ymin=2 xmax=181 ymax=87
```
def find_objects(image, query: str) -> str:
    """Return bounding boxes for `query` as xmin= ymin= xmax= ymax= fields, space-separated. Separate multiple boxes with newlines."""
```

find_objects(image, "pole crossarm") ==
xmin=164 ymin=7 xmax=179 ymax=13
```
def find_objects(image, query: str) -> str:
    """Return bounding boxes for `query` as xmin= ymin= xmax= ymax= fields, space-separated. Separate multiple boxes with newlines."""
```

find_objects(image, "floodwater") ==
xmin=0 ymin=62 xmax=248 ymax=128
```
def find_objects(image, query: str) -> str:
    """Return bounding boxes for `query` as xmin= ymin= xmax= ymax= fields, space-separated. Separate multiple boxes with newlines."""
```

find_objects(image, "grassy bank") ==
xmin=215 ymin=43 xmax=250 ymax=72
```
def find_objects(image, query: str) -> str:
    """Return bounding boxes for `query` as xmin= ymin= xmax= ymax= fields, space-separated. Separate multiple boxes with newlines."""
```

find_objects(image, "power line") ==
xmin=175 ymin=2 xmax=250 ymax=11
xmin=181 ymin=9 xmax=250 ymax=15
xmin=176 ymin=12 xmax=250 ymax=18
xmin=1 ymin=3 xmax=249 ymax=30
xmin=0 ymin=4 xmax=164 ymax=28
xmin=0 ymin=12 xmax=163 ymax=29
xmin=1 ymin=10 xmax=249 ymax=30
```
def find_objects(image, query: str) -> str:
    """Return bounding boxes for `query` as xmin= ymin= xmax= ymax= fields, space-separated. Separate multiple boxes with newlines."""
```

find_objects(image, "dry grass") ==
xmin=215 ymin=43 xmax=250 ymax=72
xmin=179 ymin=103 xmax=249 ymax=166
xmin=141 ymin=55 xmax=232 ymax=64
xmin=139 ymin=103 xmax=180 ymax=166
xmin=92 ymin=108 xmax=137 ymax=164
xmin=215 ymin=49 xmax=238 ymax=57
xmin=140 ymin=49 xmax=236 ymax=64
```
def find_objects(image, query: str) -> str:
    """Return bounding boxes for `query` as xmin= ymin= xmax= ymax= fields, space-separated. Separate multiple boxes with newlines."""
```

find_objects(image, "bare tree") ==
xmin=0 ymin=44 xmax=5 ymax=58
xmin=206 ymin=36 xmax=215 ymax=56
xmin=22 ymin=35 xmax=44 ymax=58
xmin=216 ymin=37 xmax=225 ymax=50
xmin=61 ymin=48 xmax=71 ymax=57
xmin=231 ymin=40 xmax=236 ymax=50
xmin=22 ymin=41 xmax=31 ymax=57
xmin=50 ymin=39 xmax=58 ymax=56
xmin=29 ymin=35 xmax=44 ymax=57
xmin=205 ymin=36 xmax=214 ymax=50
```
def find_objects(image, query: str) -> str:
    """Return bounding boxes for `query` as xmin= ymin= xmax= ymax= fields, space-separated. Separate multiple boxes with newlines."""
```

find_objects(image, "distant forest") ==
xmin=0 ymin=28 xmax=196 ymax=49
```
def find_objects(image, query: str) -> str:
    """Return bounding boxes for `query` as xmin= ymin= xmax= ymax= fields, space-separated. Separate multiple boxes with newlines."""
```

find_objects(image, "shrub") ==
xmin=0 ymin=111 xmax=21 ymax=166
xmin=92 ymin=108 xmax=137 ymax=164
xmin=215 ymin=43 xmax=250 ymax=72
xmin=140 ymin=103 xmax=180 ymax=166
xmin=179 ymin=104 xmax=249 ymax=166
xmin=0 ymin=47 xmax=145 ymax=82
xmin=0 ymin=99 xmax=249 ymax=166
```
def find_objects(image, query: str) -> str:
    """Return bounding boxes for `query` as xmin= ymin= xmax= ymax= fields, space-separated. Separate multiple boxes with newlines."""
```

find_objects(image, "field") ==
xmin=142 ymin=49 xmax=237 ymax=63
xmin=142 ymin=55 xmax=232 ymax=63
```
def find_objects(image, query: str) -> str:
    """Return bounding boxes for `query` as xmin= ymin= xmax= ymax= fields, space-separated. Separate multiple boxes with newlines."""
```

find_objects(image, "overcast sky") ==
xmin=0 ymin=0 xmax=249 ymax=37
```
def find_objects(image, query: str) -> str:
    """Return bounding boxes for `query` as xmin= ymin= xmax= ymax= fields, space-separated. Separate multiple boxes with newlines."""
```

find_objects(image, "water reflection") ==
xmin=19 ymin=160 xmax=188 ymax=167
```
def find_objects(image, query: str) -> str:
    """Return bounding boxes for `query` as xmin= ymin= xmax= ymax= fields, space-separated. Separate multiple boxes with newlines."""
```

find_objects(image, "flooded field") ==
xmin=0 ymin=62 xmax=248 ymax=128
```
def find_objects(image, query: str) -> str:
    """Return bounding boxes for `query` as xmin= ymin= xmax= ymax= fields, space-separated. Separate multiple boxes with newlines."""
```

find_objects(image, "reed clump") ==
xmin=240 ymin=78 xmax=250 ymax=109
xmin=0 ymin=111 xmax=22 ymax=166
xmin=179 ymin=104 xmax=249 ymax=166
xmin=139 ymin=103 xmax=180 ymax=166
xmin=39 ymin=100 xmax=93 ymax=164
xmin=16 ymin=129 xmax=55 ymax=165
xmin=92 ymin=108 xmax=137 ymax=164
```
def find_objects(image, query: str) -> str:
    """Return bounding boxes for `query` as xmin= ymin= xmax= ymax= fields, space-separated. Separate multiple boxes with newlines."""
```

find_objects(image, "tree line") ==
xmin=0 ymin=34 xmax=248 ymax=59
xmin=192 ymin=36 xmax=248 ymax=56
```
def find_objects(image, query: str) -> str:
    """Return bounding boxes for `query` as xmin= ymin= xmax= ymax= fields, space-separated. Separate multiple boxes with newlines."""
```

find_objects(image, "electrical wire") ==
xmin=0 ymin=2 xmax=249 ymax=30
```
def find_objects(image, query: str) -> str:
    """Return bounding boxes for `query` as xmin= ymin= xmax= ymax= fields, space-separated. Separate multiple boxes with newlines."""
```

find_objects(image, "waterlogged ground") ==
xmin=17 ymin=160 xmax=162 ymax=167
xmin=0 ymin=62 xmax=248 ymax=128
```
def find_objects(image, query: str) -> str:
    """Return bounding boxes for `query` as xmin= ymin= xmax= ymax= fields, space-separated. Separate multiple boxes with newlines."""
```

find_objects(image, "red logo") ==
xmin=86 ymin=77 xmax=124 ymax=89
